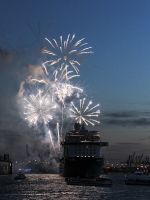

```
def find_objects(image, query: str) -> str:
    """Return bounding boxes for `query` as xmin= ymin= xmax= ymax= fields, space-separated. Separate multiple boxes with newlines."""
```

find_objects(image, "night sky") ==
xmin=0 ymin=0 xmax=150 ymax=166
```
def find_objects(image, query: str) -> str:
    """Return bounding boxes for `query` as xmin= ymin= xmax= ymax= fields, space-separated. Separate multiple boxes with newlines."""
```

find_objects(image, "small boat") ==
xmin=124 ymin=175 xmax=150 ymax=186
xmin=134 ymin=170 xmax=143 ymax=175
xmin=65 ymin=176 xmax=112 ymax=186
xmin=14 ymin=172 xmax=26 ymax=180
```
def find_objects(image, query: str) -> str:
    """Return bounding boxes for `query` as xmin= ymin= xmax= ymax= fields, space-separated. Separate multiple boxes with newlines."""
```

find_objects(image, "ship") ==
xmin=59 ymin=122 xmax=108 ymax=178
xmin=124 ymin=174 xmax=150 ymax=186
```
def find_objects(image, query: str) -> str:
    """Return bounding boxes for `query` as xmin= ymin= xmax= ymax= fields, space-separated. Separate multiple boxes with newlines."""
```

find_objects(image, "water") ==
xmin=0 ymin=174 xmax=150 ymax=200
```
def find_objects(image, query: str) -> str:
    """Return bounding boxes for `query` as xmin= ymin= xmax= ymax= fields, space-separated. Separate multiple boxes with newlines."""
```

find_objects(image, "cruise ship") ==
xmin=59 ymin=123 xmax=108 ymax=178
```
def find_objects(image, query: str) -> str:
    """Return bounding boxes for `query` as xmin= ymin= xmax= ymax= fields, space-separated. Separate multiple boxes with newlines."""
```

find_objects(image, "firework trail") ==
xmin=50 ymin=67 xmax=80 ymax=137
xmin=70 ymin=98 xmax=100 ymax=126
xmin=42 ymin=34 xmax=93 ymax=74
xmin=56 ymin=123 xmax=60 ymax=150
xmin=47 ymin=124 xmax=56 ymax=155
xmin=45 ymin=66 xmax=83 ymax=139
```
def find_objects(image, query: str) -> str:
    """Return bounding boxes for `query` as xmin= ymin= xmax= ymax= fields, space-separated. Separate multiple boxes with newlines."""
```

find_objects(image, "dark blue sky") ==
xmin=1 ymin=0 xmax=150 ymax=164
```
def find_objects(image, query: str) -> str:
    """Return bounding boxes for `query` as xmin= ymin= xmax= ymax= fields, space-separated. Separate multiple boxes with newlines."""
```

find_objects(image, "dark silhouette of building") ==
xmin=0 ymin=154 xmax=12 ymax=175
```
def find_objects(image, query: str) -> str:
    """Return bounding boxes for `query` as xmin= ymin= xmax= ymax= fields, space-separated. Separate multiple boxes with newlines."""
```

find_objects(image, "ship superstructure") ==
xmin=59 ymin=123 xmax=108 ymax=178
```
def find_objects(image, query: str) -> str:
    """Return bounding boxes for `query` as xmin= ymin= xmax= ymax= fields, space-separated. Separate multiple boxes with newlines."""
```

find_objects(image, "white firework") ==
xmin=47 ymin=66 xmax=83 ymax=106
xmin=70 ymin=98 xmax=100 ymax=126
xmin=23 ymin=90 xmax=56 ymax=126
xmin=42 ymin=34 xmax=93 ymax=74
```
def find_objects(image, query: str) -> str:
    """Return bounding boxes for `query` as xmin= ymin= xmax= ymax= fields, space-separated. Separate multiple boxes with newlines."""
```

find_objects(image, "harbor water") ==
xmin=0 ymin=174 xmax=150 ymax=200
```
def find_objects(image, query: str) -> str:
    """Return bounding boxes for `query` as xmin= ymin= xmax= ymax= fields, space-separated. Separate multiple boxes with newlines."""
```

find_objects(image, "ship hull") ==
xmin=60 ymin=157 xmax=104 ymax=178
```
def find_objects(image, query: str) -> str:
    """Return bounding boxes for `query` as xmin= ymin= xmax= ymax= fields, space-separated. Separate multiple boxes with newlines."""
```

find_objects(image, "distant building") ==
xmin=0 ymin=154 xmax=12 ymax=175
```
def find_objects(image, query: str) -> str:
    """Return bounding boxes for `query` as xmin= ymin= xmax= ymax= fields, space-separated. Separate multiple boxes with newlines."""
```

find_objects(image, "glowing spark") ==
xmin=70 ymin=98 xmax=100 ymax=126
xmin=24 ymin=90 xmax=56 ymax=126
xmin=42 ymin=34 xmax=93 ymax=74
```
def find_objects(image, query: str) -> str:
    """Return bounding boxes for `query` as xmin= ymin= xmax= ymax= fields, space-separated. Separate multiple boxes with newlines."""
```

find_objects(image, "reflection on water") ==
xmin=0 ymin=174 xmax=150 ymax=200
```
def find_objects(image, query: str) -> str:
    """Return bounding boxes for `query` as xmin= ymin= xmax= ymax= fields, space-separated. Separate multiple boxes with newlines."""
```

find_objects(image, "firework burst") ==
xmin=46 ymin=65 xmax=83 ymax=106
xmin=23 ymin=90 xmax=56 ymax=126
xmin=42 ymin=34 xmax=93 ymax=74
xmin=70 ymin=98 xmax=100 ymax=126
xmin=23 ymin=89 xmax=57 ymax=154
